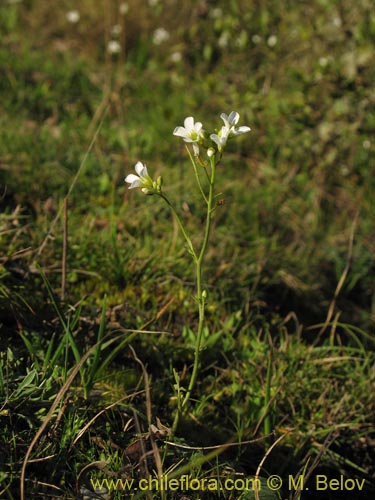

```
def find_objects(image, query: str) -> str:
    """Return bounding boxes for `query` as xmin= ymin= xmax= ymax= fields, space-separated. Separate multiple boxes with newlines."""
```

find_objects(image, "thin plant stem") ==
xmin=198 ymin=155 xmax=216 ymax=264
xmin=61 ymin=197 xmax=68 ymax=301
xmin=171 ymin=154 xmax=216 ymax=433
xmin=263 ymin=348 xmax=272 ymax=436
xmin=160 ymin=193 xmax=197 ymax=260
xmin=185 ymin=156 xmax=216 ymax=397
xmin=186 ymin=146 xmax=208 ymax=204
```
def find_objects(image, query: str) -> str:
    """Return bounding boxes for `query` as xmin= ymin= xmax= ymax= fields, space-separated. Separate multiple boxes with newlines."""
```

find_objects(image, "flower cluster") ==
xmin=173 ymin=111 xmax=250 ymax=156
xmin=125 ymin=111 xmax=250 ymax=194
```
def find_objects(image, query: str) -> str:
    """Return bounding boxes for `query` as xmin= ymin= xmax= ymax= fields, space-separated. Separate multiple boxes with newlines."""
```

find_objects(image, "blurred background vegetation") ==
xmin=1 ymin=0 xmax=374 ymax=498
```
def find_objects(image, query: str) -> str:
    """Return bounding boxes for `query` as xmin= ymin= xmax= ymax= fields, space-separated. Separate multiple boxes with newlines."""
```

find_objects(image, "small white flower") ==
xmin=170 ymin=51 xmax=182 ymax=63
xmin=111 ymin=24 xmax=122 ymax=37
xmin=252 ymin=34 xmax=262 ymax=44
xmin=267 ymin=35 xmax=278 ymax=47
xmin=218 ymin=31 xmax=230 ymax=48
xmin=107 ymin=40 xmax=121 ymax=54
xmin=173 ymin=117 xmax=204 ymax=155
xmin=340 ymin=165 xmax=349 ymax=176
xmin=209 ymin=111 xmax=251 ymax=152
xmin=210 ymin=7 xmax=223 ymax=19
xmin=210 ymin=126 xmax=230 ymax=152
xmin=152 ymin=27 xmax=170 ymax=45
xmin=119 ymin=2 xmax=129 ymax=14
xmin=319 ymin=57 xmax=329 ymax=68
xmin=363 ymin=139 xmax=371 ymax=150
xmin=66 ymin=10 xmax=80 ymax=24
xmin=220 ymin=111 xmax=251 ymax=136
xmin=125 ymin=162 xmax=154 ymax=194
xmin=173 ymin=117 xmax=204 ymax=142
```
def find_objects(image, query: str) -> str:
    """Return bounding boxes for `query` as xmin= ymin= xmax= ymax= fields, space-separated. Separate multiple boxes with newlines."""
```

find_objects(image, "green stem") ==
xmin=172 ymin=155 xmax=217 ymax=433
xmin=198 ymin=155 xmax=216 ymax=265
xmin=160 ymin=193 xmax=197 ymax=261
xmin=264 ymin=348 xmax=272 ymax=436
xmin=186 ymin=146 xmax=209 ymax=204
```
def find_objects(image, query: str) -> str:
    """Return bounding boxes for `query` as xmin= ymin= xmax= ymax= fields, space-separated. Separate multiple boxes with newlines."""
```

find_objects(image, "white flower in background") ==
xmin=153 ymin=27 xmax=170 ymax=45
xmin=210 ymin=126 xmax=230 ymax=152
xmin=111 ymin=24 xmax=122 ymax=37
xmin=119 ymin=2 xmax=129 ymax=15
xmin=363 ymin=140 xmax=371 ymax=150
xmin=220 ymin=111 xmax=251 ymax=136
xmin=66 ymin=10 xmax=80 ymax=24
xmin=267 ymin=35 xmax=278 ymax=47
xmin=107 ymin=40 xmax=121 ymax=54
xmin=218 ymin=31 xmax=230 ymax=48
xmin=251 ymin=34 xmax=262 ymax=45
xmin=210 ymin=7 xmax=223 ymax=19
xmin=173 ymin=117 xmax=204 ymax=155
xmin=170 ymin=51 xmax=182 ymax=63
xmin=125 ymin=162 xmax=156 ymax=194
xmin=149 ymin=0 xmax=160 ymax=6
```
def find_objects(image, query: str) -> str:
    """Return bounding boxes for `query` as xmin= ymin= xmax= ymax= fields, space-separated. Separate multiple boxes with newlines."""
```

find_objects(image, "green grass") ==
xmin=1 ymin=0 xmax=375 ymax=498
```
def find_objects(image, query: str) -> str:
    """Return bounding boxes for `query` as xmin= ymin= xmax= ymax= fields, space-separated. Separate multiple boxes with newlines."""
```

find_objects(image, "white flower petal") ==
xmin=210 ymin=133 xmax=221 ymax=146
xmin=135 ymin=161 xmax=147 ymax=177
xmin=220 ymin=125 xmax=230 ymax=139
xmin=192 ymin=143 xmax=200 ymax=155
xmin=184 ymin=116 xmax=194 ymax=130
xmin=232 ymin=125 xmax=251 ymax=136
xmin=228 ymin=111 xmax=239 ymax=125
xmin=220 ymin=113 xmax=229 ymax=126
xmin=210 ymin=127 xmax=229 ymax=150
xmin=221 ymin=111 xmax=240 ymax=128
xmin=125 ymin=175 xmax=142 ymax=189
xmin=194 ymin=122 xmax=203 ymax=133
xmin=125 ymin=174 xmax=139 ymax=183
xmin=173 ymin=126 xmax=188 ymax=138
